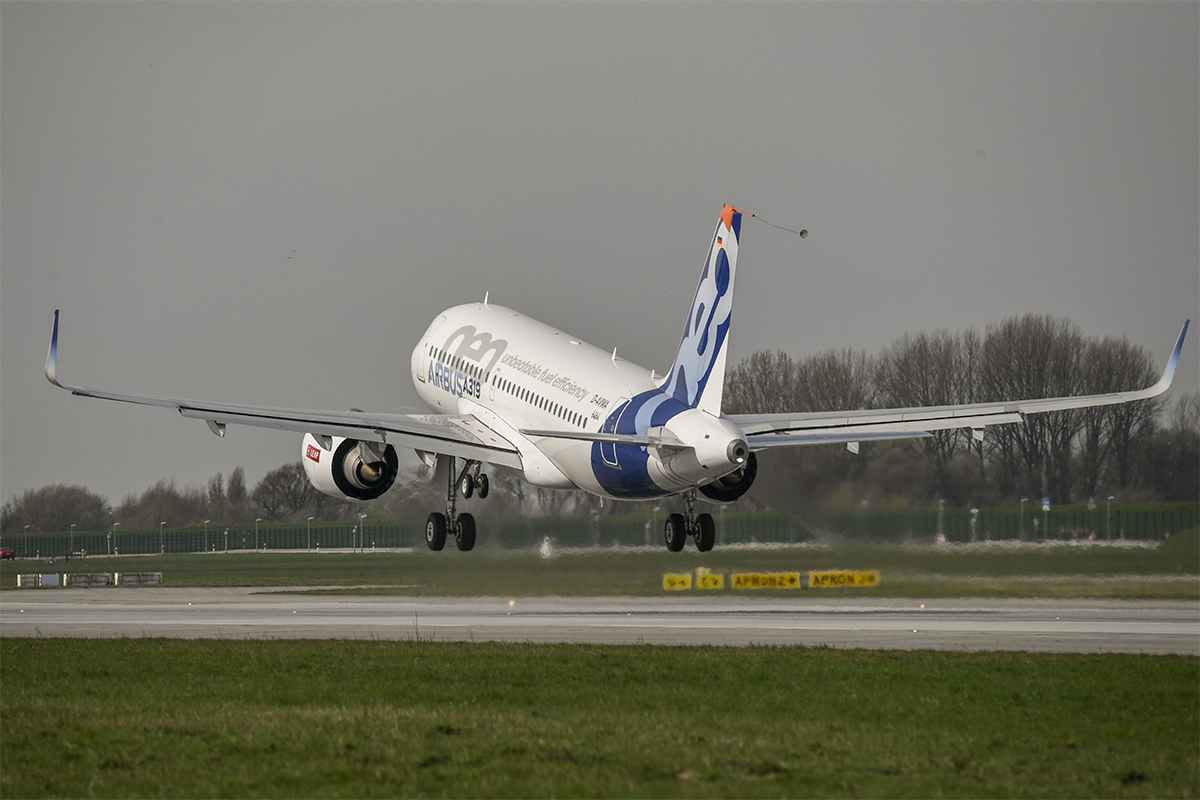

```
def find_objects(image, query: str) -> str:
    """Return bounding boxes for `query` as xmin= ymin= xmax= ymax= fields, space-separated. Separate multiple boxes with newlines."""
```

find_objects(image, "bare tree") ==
xmin=1140 ymin=391 xmax=1200 ymax=501
xmin=794 ymin=348 xmax=875 ymax=412
xmin=1170 ymin=391 xmax=1200 ymax=433
xmin=982 ymin=314 xmax=1086 ymax=502
xmin=114 ymin=479 xmax=207 ymax=531
xmin=723 ymin=350 xmax=797 ymax=414
xmin=875 ymin=329 xmax=962 ymax=486
xmin=1077 ymin=337 xmax=1160 ymax=494
xmin=207 ymin=472 xmax=226 ymax=520
xmin=226 ymin=466 xmax=250 ymax=522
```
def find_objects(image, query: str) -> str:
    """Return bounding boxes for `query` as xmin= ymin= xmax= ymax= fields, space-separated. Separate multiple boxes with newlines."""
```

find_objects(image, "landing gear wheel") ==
xmin=664 ymin=513 xmax=687 ymax=552
xmin=460 ymin=475 xmax=474 ymax=499
xmin=426 ymin=513 xmax=447 ymax=551
xmin=476 ymin=474 xmax=490 ymax=499
xmin=455 ymin=513 xmax=476 ymax=551
xmin=696 ymin=513 xmax=715 ymax=552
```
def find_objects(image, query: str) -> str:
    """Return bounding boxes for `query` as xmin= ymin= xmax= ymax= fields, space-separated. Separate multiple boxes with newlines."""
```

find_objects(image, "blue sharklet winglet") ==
xmin=45 ymin=309 xmax=64 ymax=389
xmin=1116 ymin=318 xmax=1191 ymax=402
xmin=1157 ymin=319 xmax=1189 ymax=393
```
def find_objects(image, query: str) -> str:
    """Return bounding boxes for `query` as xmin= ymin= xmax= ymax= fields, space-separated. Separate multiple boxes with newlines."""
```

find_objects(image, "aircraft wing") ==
xmin=44 ymin=311 xmax=522 ymax=469
xmin=731 ymin=320 xmax=1189 ymax=451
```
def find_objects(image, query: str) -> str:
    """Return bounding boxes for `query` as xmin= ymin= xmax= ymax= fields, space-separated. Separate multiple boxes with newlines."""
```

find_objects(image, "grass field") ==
xmin=1 ymin=639 xmax=1196 ymax=799
xmin=2 ymin=535 xmax=1197 ymax=598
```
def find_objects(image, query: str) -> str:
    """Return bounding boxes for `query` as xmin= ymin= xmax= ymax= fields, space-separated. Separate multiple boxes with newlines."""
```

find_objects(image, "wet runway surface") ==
xmin=2 ymin=588 xmax=1197 ymax=654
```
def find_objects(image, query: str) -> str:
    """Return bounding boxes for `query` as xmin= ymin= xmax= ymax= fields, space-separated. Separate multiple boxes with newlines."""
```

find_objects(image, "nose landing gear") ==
xmin=663 ymin=490 xmax=715 ymax=552
xmin=427 ymin=456 xmax=486 ymax=552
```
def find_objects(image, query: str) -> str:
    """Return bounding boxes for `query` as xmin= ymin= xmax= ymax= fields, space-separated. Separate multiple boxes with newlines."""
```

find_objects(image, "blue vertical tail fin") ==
xmin=663 ymin=205 xmax=742 ymax=414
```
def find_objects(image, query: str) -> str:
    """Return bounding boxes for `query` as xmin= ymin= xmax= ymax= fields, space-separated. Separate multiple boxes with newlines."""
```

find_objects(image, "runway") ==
xmin=2 ymin=588 xmax=1197 ymax=654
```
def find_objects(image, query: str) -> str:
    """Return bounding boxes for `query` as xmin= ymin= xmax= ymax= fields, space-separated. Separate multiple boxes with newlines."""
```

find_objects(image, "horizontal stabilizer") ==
xmin=748 ymin=430 xmax=933 ymax=450
xmin=519 ymin=428 xmax=688 ymax=449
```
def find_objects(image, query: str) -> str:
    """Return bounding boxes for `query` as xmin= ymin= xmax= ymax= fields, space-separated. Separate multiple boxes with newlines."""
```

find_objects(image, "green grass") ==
xmin=1 ymin=639 xmax=1195 ymax=798
xmin=3 ymin=541 xmax=1197 ymax=598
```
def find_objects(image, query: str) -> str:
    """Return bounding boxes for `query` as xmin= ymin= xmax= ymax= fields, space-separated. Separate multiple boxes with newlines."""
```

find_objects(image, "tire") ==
xmin=455 ymin=513 xmax=477 ymax=551
xmin=476 ymin=474 xmax=490 ymax=499
xmin=696 ymin=513 xmax=715 ymax=552
xmin=426 ymin=513 xmax=447 ymax=551
xmin=460 ymin=475 xmax=474 ymax=499
xmin=664 ymin=513 xmax=687 ymax=552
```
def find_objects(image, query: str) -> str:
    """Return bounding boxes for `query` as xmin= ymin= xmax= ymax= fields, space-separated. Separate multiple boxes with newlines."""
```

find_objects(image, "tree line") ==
xmin=1 ymin=464 xmax=346 ymax=535
xmin=724 ymin=313 xmax=1198 ymax=511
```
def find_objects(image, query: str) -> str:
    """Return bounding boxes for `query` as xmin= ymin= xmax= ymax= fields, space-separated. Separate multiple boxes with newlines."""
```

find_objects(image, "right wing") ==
xmin=730 ymin=320 xmax=1189 ymax=450
xmin=45 ymin=310 xmax=522 ymax=469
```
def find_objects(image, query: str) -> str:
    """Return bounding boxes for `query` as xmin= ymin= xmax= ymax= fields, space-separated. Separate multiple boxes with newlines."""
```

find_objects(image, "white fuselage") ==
xmin=411 ymin=303 xmax=746 ymax=499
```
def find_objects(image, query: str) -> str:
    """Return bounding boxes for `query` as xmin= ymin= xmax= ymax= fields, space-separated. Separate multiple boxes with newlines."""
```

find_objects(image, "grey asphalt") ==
xmin=2 ymin=588 xmax=1197 ymax=654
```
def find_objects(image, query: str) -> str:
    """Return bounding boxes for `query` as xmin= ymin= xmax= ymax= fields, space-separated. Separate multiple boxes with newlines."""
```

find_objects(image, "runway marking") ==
xmin=4 ymin=591 xmax=1197 ymax=654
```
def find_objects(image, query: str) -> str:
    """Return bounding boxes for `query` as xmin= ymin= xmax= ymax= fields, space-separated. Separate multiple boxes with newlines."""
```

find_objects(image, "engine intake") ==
xmin=301 ymin=433 xmax=399 ymax=501
xmin=698 ymin=451 xmax=757 ymax=503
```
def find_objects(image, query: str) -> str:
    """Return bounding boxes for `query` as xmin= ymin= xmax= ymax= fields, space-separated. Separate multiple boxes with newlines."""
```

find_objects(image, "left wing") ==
xmin=731 ymin=320 xmax=1189 ymax=450
xmin=44 ymin=310 xmax=522 ymax=469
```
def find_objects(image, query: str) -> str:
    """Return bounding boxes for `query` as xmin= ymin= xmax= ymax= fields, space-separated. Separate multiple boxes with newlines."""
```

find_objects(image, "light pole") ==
xmin=204 ymin=520 xmax=210 ymax=553
xmin=224 ymin=528 xmax=228 ymax=553
xmin=255 ymin=518 xmax=262 ymax=552
xmin=1019 ymin=497 xmax=1028 ymax=541
xmin=358 ymin=514 xmax=367 ymax=553
xmin=307 ymin=517 xmax=314 ymax=553
xmin=113 ymin=522 xmax=120 ymax=555
xmin=160 ymin=521 xmax=166 ymax=553
xmin=70 ymin=523 xmax=76 ymax=558
xmin=1107 ymin=495 xmax=1116 ymax=540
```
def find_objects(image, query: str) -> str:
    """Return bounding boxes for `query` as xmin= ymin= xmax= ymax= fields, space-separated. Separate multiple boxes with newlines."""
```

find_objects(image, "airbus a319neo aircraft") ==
xmin=47 ymin=206 xmax=1189 ymax=552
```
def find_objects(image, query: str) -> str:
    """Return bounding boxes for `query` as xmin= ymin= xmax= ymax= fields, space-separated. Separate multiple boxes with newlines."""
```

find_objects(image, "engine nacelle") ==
xmin=698 ymin=451 xmax=757 ymax=503
xmin=301 ymin=433 xmax=399 ymax=501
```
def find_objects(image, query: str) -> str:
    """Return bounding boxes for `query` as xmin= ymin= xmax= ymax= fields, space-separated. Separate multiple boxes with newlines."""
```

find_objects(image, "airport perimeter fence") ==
xmin=815 ymin=502 xmax=1199 ymax=544
xmin=0 ymin=512 xmax=808 ymax=559
xmin=2 ymin=503 xmax=1194 ymax=559
xmin=481 ymin=510 xmax=811 ymax=550
xmin=0 ymin=522 xmax=418 ymax=560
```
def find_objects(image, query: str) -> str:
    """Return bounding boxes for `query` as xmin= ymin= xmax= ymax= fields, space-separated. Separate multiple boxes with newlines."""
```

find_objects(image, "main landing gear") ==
xmin=426 ymin=456 xmax=487 ymax=552
xmin=664 ymin=490 xmax=715 ymax=553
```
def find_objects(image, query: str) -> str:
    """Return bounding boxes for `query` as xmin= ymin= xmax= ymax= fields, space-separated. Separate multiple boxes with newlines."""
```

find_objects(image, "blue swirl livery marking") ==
xmin=590 ymin=389 xmax=690 ymax=498
xmin=665 ymin=208 xmax=740 ymax=410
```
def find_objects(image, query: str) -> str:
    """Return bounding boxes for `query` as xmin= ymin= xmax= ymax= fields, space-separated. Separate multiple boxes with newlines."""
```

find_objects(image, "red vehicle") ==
xmin=0 ymin=548 xmax=15 ymax=560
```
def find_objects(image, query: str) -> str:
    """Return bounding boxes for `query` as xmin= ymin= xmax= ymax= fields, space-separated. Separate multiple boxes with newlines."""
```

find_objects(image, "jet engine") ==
xmin=301 ymin=433 xmax=399 ymax=501
xmin=698 ymin=451 xmax=757 ymax=503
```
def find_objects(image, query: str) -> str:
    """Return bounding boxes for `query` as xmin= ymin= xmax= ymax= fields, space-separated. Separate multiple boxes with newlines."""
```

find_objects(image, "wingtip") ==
xmin=1157 ymin=319 xmax=1190 ymax=391
xmin=45 ymin=309 xmax=62 ymax=388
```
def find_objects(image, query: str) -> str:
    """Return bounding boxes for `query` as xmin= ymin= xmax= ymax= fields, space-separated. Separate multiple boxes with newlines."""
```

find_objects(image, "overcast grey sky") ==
xmin=2 ymin=1 xmax=1197 ymax=506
